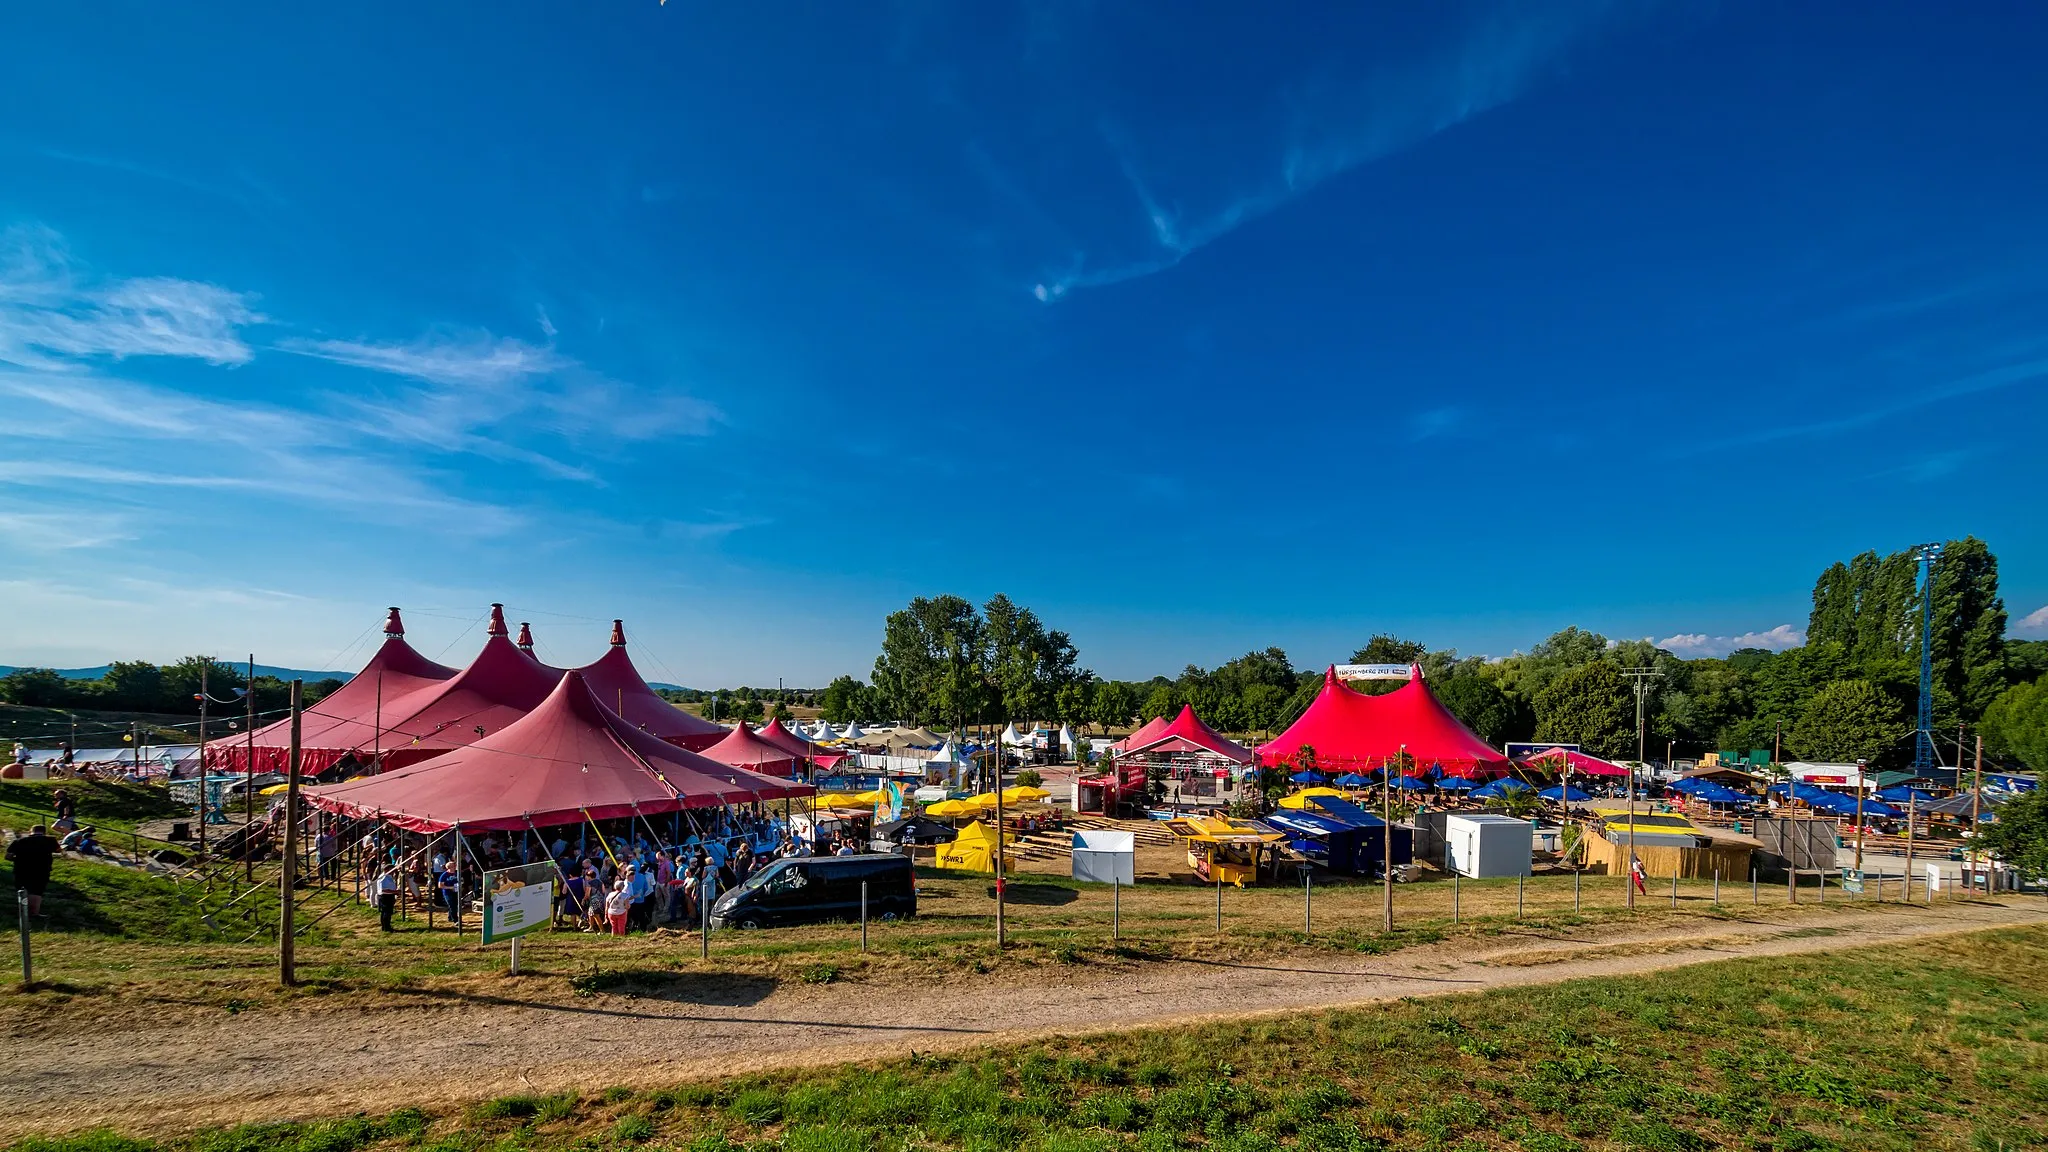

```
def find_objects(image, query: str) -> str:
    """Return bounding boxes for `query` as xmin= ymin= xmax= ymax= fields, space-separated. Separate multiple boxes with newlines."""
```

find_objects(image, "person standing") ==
xmin=1629 ymin=852 xmax=1648 ymax=897
xmin=6 ymin=825 xmax=59 ymax=916
xmin=375 ymin=865 xmax=400 ymax=931
xmin=316 ymin=827 xmax=339 ymax=883
xmin=437 ymin=859 xmax=462 ymax=926
xmin=51 ymin=790 xmax=76 ymax=833
xmin=604 ymin=879 xmax=631 ymax=936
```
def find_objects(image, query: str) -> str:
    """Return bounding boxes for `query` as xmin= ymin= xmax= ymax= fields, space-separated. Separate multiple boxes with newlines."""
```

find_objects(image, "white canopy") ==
xmin=812 ymin=721 xmax=840 ymax=742
xmin=839 ymin=721 xmax=866 ymax=740
xmin=1058 ymin=724 xmax=1076 ymax=750
xmin=999 ymin=723 xmax=1025 ymax=746
xmin=928 ymin=740 xmax=968 ymax=764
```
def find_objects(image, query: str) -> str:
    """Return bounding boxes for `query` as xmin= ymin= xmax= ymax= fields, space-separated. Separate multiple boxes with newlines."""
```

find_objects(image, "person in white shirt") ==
xmin=604 ymin=880 xmax=631 ymax=936
xmin=375 ymin=866 xmax=401 ymax=931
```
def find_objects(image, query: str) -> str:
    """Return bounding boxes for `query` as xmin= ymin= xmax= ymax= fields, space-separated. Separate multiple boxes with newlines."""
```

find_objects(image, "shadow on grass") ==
xmin=989 ymin=883 xmax=1078 ymax=907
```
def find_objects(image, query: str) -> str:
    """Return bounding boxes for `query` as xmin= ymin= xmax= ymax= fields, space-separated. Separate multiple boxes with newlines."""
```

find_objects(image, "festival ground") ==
xmin=0 ymin=902 xmax=2041 ymax=1147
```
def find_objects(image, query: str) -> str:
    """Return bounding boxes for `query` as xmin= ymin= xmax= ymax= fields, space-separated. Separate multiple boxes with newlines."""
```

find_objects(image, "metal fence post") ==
xmin=860 ymin=880 xmax=868 ymax=954
xmin=1453 ymin=873 xmax=1460 ymax=924
xmin=1517 ymin=873 xmax=1525 ymax=920
xmin=1303 ymin=873 xmax=1312 ymax=939
xmin=1573 ymin=868 xmax=1580 ymax=912
xmin=701 ymin=887 xmax=710 ymax=960
xmin=1670 ymin=872 xmax=1678 ymax=907
xmin=1713 ymin=868 xmax=1720 ymax=905
xmin=1214 ymin=873 xmax=1223 ymax=934
xmin=1112 ymin=877 xmax=1120 ymax=942
xmin=15 ymin=890 xmax=29 ymax=987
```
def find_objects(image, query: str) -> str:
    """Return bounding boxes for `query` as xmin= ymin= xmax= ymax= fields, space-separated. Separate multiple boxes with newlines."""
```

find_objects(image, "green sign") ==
xmin=1839 ymin=867 xmax=1864 ymax=895
xmin=481 ymin=863 xmax=556 ymax=944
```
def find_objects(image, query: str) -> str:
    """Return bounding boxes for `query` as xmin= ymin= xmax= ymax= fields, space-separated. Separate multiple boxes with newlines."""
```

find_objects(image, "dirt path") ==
xmin=5 ymin=900 xmax=2042 ymax=1138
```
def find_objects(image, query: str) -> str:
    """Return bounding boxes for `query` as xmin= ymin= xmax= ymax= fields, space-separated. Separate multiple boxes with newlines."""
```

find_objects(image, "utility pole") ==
xmin=280 ymin=680 xmax=302 ymax=986
xmin=245 ymin=655 xmax=256 ymax=879
xmin=1622 ymin=668 xmax=1661 ymax=913
xmin=1912 ymin=542 xmax=1944 ymax=775
xmin=197 ymin=661 xmax=209 ymax=862
xmin=1383 ymin=745 xmax=1400 ymax=932
xmin=1968 ymin=735 xmax=1983 ymax=894
xmin=1852 ymin=759 xmax=1867 ymax=873
xmin=1903 ymin=788 xmax=1917 ymax=900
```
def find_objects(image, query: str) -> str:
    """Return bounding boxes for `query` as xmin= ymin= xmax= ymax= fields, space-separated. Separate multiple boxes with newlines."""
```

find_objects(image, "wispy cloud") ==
xmin=2018 ymin=605 xmax=2048 ymax=635
xmin=0 ymin=224 xmax=261 ymax=367
xmin=1656 ymin=625 xmax=1805 ymax=658
xmin=281 ymin=331 xmax=571 ymax=387
xmin=1689 ymin=350 xmax=2048 ymax=455
xmin=1033 ymin=5 xmax=1632 ymax=302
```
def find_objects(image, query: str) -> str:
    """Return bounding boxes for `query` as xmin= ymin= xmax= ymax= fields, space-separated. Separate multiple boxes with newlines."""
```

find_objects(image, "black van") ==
xmin=710 ymin=854 xmax=916 ymax=929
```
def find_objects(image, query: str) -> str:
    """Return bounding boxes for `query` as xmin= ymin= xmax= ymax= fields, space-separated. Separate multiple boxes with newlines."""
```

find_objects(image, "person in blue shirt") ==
xmin=437 ymin=862 xmax=461 ymax=925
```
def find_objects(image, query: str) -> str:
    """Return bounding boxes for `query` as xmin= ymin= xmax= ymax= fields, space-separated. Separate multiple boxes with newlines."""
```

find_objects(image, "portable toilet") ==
xmin=1444 ymin=814 xmax=1533 ymax=878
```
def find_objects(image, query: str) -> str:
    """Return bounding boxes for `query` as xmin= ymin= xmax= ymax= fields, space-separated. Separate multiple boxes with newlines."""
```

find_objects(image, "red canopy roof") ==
xmin=1256 ymin=666 xmax=1509 ymax=778
xmin=699 ymin=721 xmax=802 ymax=776
xmin=575 ymin=621 xmax=726 ymax=750
xmin=203 ymin=607 xmax=457 ymax=776
xmin=1518 ymin=746 xmax=1629 ymax=777
xmin=1114 ymin=714 xmax=1173 ymax=752
xmin=757 ymin=718 xmax=821 ymax=761
xmin=1124 ymin=705 xmax=1253 ymax=764
xmin=305 ymin=671 xmax=812 ymax=832
xmin=368 ymin=607 xmax=562 ymax=761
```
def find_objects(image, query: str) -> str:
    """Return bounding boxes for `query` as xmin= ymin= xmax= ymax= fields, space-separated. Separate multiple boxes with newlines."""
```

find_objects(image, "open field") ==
xmin=5 ymin=912 xmax=2045 ymax=1149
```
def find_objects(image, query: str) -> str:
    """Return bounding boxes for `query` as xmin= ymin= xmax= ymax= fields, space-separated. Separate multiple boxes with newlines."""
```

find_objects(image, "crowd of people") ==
xmin=357 ymin=805 xmax=877 ymax=936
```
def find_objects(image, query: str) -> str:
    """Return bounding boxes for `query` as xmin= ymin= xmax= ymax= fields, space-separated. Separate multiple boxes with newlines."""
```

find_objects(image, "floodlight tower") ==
xmin=1913 ymin=542 xmax=1944 ymax=775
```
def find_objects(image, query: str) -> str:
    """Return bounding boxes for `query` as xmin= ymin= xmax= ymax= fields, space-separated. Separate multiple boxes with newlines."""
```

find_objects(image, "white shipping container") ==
xmin=1444 ymin=814 xmax=1533 ymax=878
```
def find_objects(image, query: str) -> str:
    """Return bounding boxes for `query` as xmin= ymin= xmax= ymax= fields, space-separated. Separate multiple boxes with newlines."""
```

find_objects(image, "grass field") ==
xmin=9 ymin=923 xmax=2045 ymax=1152
xmin=0 ymin=833 xmax=1981 ymax=1021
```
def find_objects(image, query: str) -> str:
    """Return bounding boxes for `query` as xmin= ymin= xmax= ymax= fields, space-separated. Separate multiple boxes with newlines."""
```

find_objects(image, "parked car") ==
xmin=710 ymin=853 xmax=916 ymax=929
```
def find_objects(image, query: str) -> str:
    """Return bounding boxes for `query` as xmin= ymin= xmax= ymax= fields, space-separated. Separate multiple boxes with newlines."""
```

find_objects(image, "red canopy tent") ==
xmin=699 ymin=721 xmax=802 ymax=777
xmin=360 ymin=605 xmax=563 ymax=771
xmin=1122 ymin=704 xmax=1253 ymax=764
xmin=1113 ymin=714 xmax=1173 ymax=752
xmin=1256 ymin=666 xmax=1509 ymax=778
xmin=304 ymin=671 xmax=812 ymax=833
xmin=757 ymin=718 xmax=821 ymax=760
xmin=1517 ymin=746 xmax=1629 ymax=777
xmin=202 ymin=607 xmax=457 ymax=776
xmin=575 ymin=620 xmax=727 ymax=751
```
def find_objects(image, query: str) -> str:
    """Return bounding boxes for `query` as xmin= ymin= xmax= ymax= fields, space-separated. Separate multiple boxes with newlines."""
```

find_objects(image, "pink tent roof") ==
xmin=1256 ymin=666 xmax=1509 ymax=778
xmin=757 ymin=718 xmax=821 ymax=761
xmin=1518 ymin=746 xmax=1630 ymax=777
xmin=368 ymin=605 xmax=562 ymax=760
xmin=575 ymin=621 xmax=727 ymax=751
xmin=1114 ymin=714 xmax=1173 ymax=752
xmin=305 ymin=671 xmax=812 ymax=833
xmin=699 ymin=721 xmax=802 ymax=776
xmin=1124 ymin=705 xmax=1253 ymax=764
xmin=202 ymin=607 xmax=458 ymax=776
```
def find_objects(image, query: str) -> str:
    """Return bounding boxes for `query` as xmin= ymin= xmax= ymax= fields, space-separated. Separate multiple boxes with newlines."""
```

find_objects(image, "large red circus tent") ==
xmin=1123 ymin=704 xmax=1253 ymax=764
xmin=573 ymin=620 xmax=727 ymax=751
xmin=203 ymin=607 xmax=458 ymax=776
xmin=366 ymin=605 xmax=561 ymax=766
xmin=1256 ymin=666 xmax=1509 ymax=778
xmin=699 ymin=721 xmax=803 ymax=777
xmin=304 ymin=671 xmax=811 ymax=833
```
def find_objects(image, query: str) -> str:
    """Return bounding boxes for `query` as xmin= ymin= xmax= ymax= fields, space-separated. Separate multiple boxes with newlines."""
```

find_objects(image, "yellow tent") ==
xmin=1001 ymin=785 xmax=1051 ymax=802
xmin=853 ymin=789 xmax=887 ymax=804
xmin=932 ymin=820 xmax=1012 ymax=872
xmin=812 ymin=792 xmax=866 ymax=809
xmin=1278 ymin=787 xmax=1344 ymax=810
xmin=925 ymin=799 xmax=975 ymax=817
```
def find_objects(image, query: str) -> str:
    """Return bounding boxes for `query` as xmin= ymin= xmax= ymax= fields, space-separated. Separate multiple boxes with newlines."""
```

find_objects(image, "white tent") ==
xmin=928 ymin=740 xmax=968 ymax=765
xmin=999 ymin=723 xmax=1025 ymax=747
xmin=812 ymin=721 xmax=840 ymax=742
xmin=839 ymin=721 xmax=866 ymax=740
xmin=1057 ymin=724 xmax=1076 ymax=750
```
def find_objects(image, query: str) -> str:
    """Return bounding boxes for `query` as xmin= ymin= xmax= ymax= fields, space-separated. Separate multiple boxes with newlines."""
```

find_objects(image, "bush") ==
xmin=1015 ymin=769 xmax=1044 ymax=789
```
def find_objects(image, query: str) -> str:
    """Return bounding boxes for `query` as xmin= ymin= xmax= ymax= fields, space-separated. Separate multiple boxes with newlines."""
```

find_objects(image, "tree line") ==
xmin=0 ymin=659 xmax=340 ymax=729
xmin=818 ymin=537 xmax=2048 ymax=772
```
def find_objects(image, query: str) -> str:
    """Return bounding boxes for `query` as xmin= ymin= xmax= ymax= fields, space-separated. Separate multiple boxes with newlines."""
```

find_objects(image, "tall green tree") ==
xmin=1091 ymin=681 xmax=1139 ymax=733
xmin=871 ymin=594 xmax=982 ymax=725
xmin=1434 ymin=673 xmax=1533 ymax=749
xmin=0 ymin=668 xmax=70 ymax=708
xmin=819 ymin=675 xmax=865 ymax=724
xmin=1350 ymin=634 xmax=1427 ymax=665
xmin=1971 ymin=788 xmax=2048 ymax=884
xmin=1787 ymin=679 xmax=1902 ymax=764
xmin=1927 ymin=536 xmax=2008 ymax=722
xmin=1979 ymin=678 xmax=2048 ymax=773
xmin=1532 ymin=661 xmax=1633 ymax=758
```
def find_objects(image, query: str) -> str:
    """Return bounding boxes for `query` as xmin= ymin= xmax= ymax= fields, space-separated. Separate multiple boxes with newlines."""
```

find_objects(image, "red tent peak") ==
xmin=1409 ymin=662 xmax=1425 ymax=681
xmin=516 ymin=622 xmax=535 ymax=652
xmin=487 ymin=603 xmax=509 ymax=637
xmin=610 ymin=619 xmax=627 ymax=647
xmin=384 ymin=607 xmax=406 ymax=637
xmin=1324 ymin=665 xmax=1340 ymax=687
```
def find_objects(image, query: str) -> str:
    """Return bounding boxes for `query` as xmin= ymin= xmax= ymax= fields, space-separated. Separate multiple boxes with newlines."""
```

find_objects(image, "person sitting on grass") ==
xmin=6 ymin=825 xmax=58 ymax=917
xmin=59 ymin=825 xmax=100 ymax=856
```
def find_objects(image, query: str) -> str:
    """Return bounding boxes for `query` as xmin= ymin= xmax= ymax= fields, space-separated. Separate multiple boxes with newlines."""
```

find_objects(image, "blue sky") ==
xmin=3 ymin=1 xmax=2045 ymax=684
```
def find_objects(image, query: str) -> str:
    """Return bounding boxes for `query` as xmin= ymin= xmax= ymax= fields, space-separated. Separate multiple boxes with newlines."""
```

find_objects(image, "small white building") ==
xmin=1444 ymin=814 xmax=1533 ymax=878
xmin=1785 ymin=762 xmax=1873 ymax=791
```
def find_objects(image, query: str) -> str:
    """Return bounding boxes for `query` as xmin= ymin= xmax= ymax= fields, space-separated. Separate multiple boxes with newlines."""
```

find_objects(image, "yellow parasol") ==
xmin=1277 ymin=786 xmax=1344 ymax=810
xmin=1001 ymin=785 xmax=1051 ymax=802
xmin=924 ymin=798 xmax=975 ymax=817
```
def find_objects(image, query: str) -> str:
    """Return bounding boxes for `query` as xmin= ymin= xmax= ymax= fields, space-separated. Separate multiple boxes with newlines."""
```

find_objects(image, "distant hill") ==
xmin=0 ymin=664 xmax=356 ymax=683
